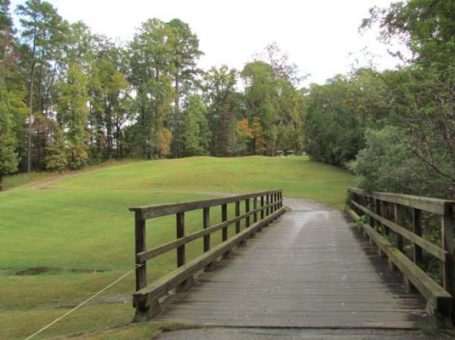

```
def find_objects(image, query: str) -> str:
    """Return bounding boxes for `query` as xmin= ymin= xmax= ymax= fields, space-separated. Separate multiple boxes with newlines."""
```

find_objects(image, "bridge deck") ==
xmin=157 ymin=198 xmax=431 ymax=328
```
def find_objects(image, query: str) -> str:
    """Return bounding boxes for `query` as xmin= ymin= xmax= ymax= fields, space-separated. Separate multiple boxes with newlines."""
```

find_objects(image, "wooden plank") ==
xmin=158 ymin=205 xmax=431 ymax=329
xmin=135 ymin=211 xmax=147 ymax=291
xmin=348 ymin=187 xmax=454 ymax=216
xmin=133 ymin=207 xmax=286 ymax=311
xmin=176 ymin=212 xmax=185 ymax=267
xmin=130 ymin=190 xmax=282 ymax=220
xmin=350 ymin=201 xmax=446 ymax=261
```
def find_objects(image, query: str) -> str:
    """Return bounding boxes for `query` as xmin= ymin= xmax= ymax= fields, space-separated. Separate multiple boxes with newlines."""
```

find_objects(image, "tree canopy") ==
xmin=1 ymin=0 xmax=453 ymax=199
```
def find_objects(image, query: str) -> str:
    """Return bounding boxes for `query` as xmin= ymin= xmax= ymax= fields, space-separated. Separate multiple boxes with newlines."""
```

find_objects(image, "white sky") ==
xmin=11 ymin=0 xmax=403 ymax=85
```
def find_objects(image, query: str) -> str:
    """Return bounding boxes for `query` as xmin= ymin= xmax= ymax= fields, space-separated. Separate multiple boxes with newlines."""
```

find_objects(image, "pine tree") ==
xmin=182 ymin=95 xmax=210 ymax=156
xmin=45 ymin=121 xmax=67 ymax=172
xmin=0 ymin=0 xmax=23 ymax=189
xmin=58 ymin=63 xmax=89 ymax=169
xmin=17 ymin=0 xmax=68 ymax=172
xmin=0 ymin=88 xmax=18 ymax=190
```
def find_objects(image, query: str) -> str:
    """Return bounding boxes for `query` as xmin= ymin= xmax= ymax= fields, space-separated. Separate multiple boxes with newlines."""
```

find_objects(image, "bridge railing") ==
xmin=347 ymin=187 xmax=455 ymax=322
xmin=129 ymin=189 xmax=286 ymax=321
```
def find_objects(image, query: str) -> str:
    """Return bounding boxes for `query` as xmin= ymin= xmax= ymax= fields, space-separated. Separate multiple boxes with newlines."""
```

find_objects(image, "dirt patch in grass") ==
xmin=15 ymin=266 xmax=107 ymax=276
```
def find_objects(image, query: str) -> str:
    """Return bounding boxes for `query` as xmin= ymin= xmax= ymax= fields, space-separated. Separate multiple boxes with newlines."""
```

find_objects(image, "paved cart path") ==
xmin=157 ymin=197 xmax=431 ymax=329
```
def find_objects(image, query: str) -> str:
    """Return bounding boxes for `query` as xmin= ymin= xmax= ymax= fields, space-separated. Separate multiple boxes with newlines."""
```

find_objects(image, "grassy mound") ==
xmin=0 ymin=156 xmax=352 ymax=338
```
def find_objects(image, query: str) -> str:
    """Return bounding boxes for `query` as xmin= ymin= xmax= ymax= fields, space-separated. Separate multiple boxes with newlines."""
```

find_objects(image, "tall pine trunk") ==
xmin=27 ymin=60 xmax=37 ymax=173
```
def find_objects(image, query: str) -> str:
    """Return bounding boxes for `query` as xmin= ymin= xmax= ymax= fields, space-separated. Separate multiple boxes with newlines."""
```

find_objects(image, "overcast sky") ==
xmin=11 ymin=0 xmax=403 ymax=85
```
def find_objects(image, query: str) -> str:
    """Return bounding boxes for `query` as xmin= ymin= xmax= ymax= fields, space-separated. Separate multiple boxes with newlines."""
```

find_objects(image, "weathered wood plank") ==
xmin=157 ymin=204 xmax=432 ymax=329
xmin=135 ymin=212 xmax=147 ymax=291
xmin=348 ymin=187 xmax=455 ymax=215
xmin=176 ymin=212 xmax=185 ymax=267
xmin=130 ymin=190 xmax=282 ymax=219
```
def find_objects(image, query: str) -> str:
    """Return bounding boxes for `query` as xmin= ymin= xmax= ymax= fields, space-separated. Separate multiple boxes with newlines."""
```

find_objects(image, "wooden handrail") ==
xmin=347 ymin=187 xmax=455 ymax=323
xmin=348 ymin=187 xmax=455 ymax=215
xmin=350 ymin=200 xmax=447 ymax=261
xmin=130 ymin=190 xmax=286 ymax=321
xmin=136 ymin=202 xmax=278 ymax=263
xmin=129 ymin=190 xmax=281 ymax=219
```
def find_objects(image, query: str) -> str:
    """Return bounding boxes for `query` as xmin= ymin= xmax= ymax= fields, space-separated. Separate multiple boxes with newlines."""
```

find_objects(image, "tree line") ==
xmin=303 ymin=0 xmax=455 ymax=199
xmin=1 ymin=0 xmax=453 ymax=200
xmin=0 ymin=0 xmax=305 ymax=187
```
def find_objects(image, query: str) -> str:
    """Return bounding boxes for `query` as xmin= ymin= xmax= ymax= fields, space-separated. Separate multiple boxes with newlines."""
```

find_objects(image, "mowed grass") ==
xmin=0 ymin=156 xmax=353 ymax=339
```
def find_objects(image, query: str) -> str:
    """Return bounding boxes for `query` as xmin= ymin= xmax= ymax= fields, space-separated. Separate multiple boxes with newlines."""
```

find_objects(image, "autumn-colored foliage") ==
xmin=158 ymin=128 xmax=172 ymax=157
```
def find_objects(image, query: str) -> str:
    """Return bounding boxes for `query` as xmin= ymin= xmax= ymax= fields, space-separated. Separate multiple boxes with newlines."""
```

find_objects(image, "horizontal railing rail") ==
xmin=130 ymin=190 xmax=286 ymax=321
xmin=347 ymin=187 xmax=455 ymax=324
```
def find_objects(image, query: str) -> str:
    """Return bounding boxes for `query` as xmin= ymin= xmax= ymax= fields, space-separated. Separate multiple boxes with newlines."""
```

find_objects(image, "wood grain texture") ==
xmin=157 ymin=198 xmax=432 ymax=329
xmin=130 ymin=190 xmax=283 ymax=220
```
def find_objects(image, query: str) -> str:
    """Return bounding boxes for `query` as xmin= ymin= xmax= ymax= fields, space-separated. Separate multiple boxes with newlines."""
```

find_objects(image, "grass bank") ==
xmin=0 ymin=156 xmax=353 ymax=338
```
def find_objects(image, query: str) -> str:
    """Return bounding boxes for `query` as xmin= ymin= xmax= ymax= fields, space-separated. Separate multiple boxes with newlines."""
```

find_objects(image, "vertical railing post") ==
xmin=261 ymin=195 xmax=265 ymax=219
xmin=235 ymin=200 xmax=241 ymax=233
xmin=176 ymin=212 xmax=185 ymax=267
xmin=368 ymin=197 xmax=374 ymax=226
xmin=266 ymin=194 xmax=270 ymax=216
xmin=245 ymin=198 xmax=250 ymax=227
xmin=253 ymin=197 xmax=258 ymax=223
xmin=135 ymin=211 xmax=147 ymax=291
xmin=382 ymin=202 xmax=390 ymax=236
xmin=280 ymin=190 xmax=283 ymax=208
xmin=442 ymin=204 xmax=454 ymax=300
xmin=394 ymin=204 xmax=404 ymax=252
xmin=374 ymin=199 xmax=381 ymax=233
xmin=203 ymin=207 xmax=210 ymax=252
xmin=221 ymin=204 xmax=228 ymax=241
xmin=272 ymin=192 xmax=276 ymax=212
xmin=270 ymin=193 xmax=274 ymax=213
xmin=412 ymin=208 xmax=423 ymax=266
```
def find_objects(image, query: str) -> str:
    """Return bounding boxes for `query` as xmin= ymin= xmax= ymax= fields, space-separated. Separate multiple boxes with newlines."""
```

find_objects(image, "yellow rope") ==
xmin=25 ymin=267 xmax=138 ymax=340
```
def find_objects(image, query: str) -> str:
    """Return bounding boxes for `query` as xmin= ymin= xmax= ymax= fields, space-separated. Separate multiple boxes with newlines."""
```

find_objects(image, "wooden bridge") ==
xmin=129 ymin=189 xmax=455 ymax=329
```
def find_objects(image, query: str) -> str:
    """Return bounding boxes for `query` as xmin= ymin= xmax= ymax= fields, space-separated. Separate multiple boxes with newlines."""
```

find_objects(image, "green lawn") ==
xmin=0 ymin=156 xmax=353 ymax=339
